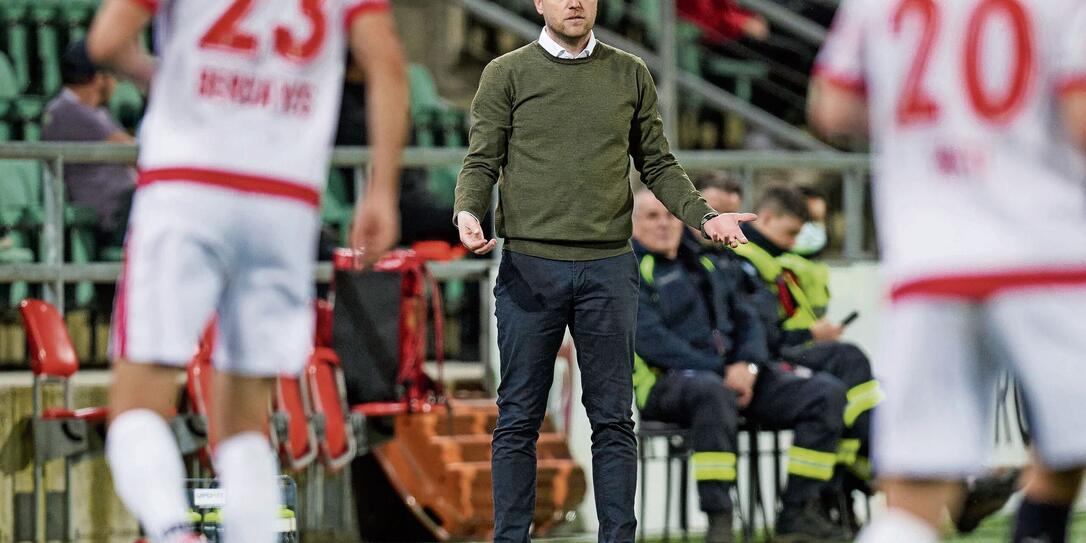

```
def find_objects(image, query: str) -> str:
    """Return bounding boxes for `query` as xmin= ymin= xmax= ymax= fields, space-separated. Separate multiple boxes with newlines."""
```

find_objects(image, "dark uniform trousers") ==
xmin=492 ymin=250 xmax=639 ymax=543
xmin=640 ymin=364 xmax=846 ymax=514
xmin=783 ymin=341 xmax=881 ymax=478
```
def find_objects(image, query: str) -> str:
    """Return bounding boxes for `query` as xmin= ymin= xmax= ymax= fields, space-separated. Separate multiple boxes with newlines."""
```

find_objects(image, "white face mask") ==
xmin=793 ymin=222 xmax=827 ymax=256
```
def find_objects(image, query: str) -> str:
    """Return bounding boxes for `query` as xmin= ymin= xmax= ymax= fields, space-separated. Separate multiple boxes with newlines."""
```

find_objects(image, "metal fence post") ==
xmin=353 ymin=165 xmax=365 ymax=205
xmin=843 ymin=168 xmax=866 ymax=259
xmin=42 ymin=157 xmax=65 ymax=313
xmin=739 ymin=166 xmax=755 ymax=211
xmin=659 ymin=0 xmax=679 ymax=147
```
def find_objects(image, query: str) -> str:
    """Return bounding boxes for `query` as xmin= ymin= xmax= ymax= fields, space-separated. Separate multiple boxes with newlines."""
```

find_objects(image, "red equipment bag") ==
xmin=330 ymin=248 xmax=445 ymax=411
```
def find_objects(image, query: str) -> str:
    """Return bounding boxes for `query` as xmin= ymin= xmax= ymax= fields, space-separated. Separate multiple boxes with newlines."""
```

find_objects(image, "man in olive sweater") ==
xmin=453 ymin=1 xmax=754 ymax=541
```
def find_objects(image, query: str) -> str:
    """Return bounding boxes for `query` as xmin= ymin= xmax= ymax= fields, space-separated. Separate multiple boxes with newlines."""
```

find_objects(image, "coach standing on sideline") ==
xmin=453 ymin=1 xmax=755 ymax=541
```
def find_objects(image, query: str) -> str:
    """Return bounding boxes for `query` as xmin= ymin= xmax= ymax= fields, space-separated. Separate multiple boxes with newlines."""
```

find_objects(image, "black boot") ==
xmin=956 ymin=467 xmax=1021 ymax=534
xmin=776 ymin=499 xmax=850 ymax=542
xmin=705 ymin=511 xmax=734 ymax=543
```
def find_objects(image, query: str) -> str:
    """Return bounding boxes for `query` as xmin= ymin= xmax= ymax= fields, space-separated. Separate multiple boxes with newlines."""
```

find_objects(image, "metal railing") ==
xmin=737 ymin=0 xmax=829 ymax=44
xmin=0 ymin=142 xmax=872 ymax=298
xmin=0 ymin=142 xmax=871 ymax=385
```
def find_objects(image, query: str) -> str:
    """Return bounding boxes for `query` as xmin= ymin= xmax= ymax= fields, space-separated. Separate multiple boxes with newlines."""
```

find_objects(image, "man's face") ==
xmin=702 ymin=187 xmax=742 ymax=214
xmin=806 ymin=196 xmax=827 ymax=223
xmin=534 ymin=0 xmax=597 ymax=44
xmin=633 ymin=192 xmax=684 ymax=256
xmin=757 ymin=210 xmax=804 ymax=250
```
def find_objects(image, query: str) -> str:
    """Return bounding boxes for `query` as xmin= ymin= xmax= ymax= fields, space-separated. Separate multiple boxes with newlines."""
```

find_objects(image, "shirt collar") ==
xmin=538 ymin=27 xmax=597 ymax=59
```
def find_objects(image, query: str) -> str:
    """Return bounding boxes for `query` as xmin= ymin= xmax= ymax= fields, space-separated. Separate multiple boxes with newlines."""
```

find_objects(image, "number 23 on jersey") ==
xmin=200 ymin=0 xmax=328 ymax=63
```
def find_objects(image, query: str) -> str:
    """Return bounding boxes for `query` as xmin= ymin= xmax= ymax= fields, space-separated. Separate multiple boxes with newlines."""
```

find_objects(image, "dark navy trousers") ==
xmin=491 ymin=250 xmax=639 ymax=543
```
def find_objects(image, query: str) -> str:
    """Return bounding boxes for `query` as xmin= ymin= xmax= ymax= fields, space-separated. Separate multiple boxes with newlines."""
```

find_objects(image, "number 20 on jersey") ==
xmin=893 ymin=0 xmax=1034 ymax=126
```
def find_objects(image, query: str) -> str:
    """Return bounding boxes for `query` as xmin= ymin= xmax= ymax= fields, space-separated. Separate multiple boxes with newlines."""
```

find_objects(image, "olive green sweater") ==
xmin=453 ymin=41 xmax=713 ymax=261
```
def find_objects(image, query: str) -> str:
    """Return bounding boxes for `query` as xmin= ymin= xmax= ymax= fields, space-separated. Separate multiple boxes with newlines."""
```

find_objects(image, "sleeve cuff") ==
xmin=344 ymin=0 xmax=391 ymax=31
xmin=686 ymin=202 xmax=717 ymax=231
xmin=452 ymin=211 xmax=481 ymax=228
xmin=129 ymin=0 xmax=158 ymax=14
xmin=1057 ymin=74 xmax=1086 ymax=95
xmin=811 ymin=64 xmax=868 ymax=97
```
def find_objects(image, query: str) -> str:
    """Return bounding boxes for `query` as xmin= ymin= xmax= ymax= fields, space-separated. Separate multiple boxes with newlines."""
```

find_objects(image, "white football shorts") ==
xmin=110 ymin=182 xmax=320 ymax=376
xmin=873 ymin=285 xmax=1086 ymax=477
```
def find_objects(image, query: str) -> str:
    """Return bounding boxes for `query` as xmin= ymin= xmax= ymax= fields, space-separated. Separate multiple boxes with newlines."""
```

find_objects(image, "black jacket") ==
xmin=705 ymin=225 xmax=814 ymax=357
xmin=633 ymin=235 xmax=770 ymax=375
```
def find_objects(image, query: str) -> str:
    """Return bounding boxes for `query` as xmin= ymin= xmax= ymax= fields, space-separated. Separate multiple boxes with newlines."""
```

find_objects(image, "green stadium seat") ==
xmin=407 ymin=64 xmax=468 ymax=206
xmin=109 ymin=80 xmax=143 ymax=132
xmin=99 ymin=246 xmax=123 ymax=262
xmin=408 ymin=64 xmax=448 ymax=121
xmin=31 ymin=8 xmax=62 ymax=96
xmin=321 ymin=168 xmax=354 ymax=246
xmin=0 ymin=237 xmax=32 ymax=264
xmin=600 ymin=0 xmax=626 ymax=27
xmin=68 ymin=225 xmax=96 ymax=306
xmin=57 ymin=0 xmax=96 ymax=35
xmin=0 ymin=50 xmax=42 ymax=122
xmin=634 ymin=0 xmax=661 ymax=44
xmin=0 ymin=1 xmax=32 ymax=93
xmin=0 ymin=157 xmax=40 ymax=310
xmin=413 ymin=110 xmax=437 ymax=148
xmin=0 ymin=159 xmax=42 ymax=228
xmin=0 ymin=229 xmax=32 ymax=309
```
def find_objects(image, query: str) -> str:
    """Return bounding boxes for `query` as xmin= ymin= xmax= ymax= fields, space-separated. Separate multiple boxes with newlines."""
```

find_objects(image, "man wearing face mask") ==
xmin=724 ymin=185 xmax=880 ymax=532
xmin=773 ymin=186 xmax=1020 ymax=535
xmin=632 ymin=190 xmax=851 ymax=542
xmin=779 ymin=186 xmax=832 ymax=318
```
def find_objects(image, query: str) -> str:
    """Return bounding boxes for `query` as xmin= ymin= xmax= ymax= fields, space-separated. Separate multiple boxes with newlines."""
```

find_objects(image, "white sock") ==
xmin=214 ymin=432 xmax=281 ymax=543
xmin=857 ymin=508 xmax=940 ymax=543
xmin=106 ymin=409 xmax=193 ymax=541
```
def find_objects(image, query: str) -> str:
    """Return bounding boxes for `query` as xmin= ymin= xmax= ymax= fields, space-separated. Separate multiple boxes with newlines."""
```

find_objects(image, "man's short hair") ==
xmin=693 ymin=171 xmax=742 ymax=196
xmin=798 ymin=185 xmax=827 ymax=202
xmin=61 ymin=40 xmax=99 ymax=86
xmin=755 ymin=183 xmax=810 ymax=222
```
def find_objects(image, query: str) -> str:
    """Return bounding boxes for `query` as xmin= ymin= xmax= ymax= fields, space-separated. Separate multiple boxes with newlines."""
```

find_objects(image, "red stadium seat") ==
xmin=314 ymin=298 xmax=333 ymax=348
xmin=19 ymin=299 xmax=110 ymax=457
xmin=304 ymin=347 xmax=359 ymax=472
xmin=184 ymin=325 xmax=217 ymax=466
xmin=21 ymin=299 xmax=81 ymax=380
xmin=40 ymin=407 xmax=109 ymax=422
xmin=19 ymin=299 xmax=110 ymax=542
xmin=273 ymin=374 xmax=319 ymax=471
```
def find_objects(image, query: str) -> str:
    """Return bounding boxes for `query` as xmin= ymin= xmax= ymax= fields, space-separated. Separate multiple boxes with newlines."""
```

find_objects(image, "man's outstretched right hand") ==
xmin=457 ymin=211 xmax=496 ymax=255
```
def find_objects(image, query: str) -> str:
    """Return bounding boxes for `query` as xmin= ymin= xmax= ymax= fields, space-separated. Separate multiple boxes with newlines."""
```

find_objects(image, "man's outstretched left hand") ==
xmin=704 ymin=213 xmax=758 ymax=248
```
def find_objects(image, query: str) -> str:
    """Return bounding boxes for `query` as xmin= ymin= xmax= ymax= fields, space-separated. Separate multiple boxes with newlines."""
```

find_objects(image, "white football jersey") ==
xmin=815 ymin=0 xmax=1086 ymax=298
xmin=133 ymin=0 xmax=388 ymax=207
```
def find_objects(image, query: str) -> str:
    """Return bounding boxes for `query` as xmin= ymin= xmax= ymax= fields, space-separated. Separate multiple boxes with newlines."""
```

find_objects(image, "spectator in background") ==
xmin=42 ymin=40 xmax=135 ymax=248
xmin=793 ymin=185 xmax=829 ymax=258
xmin=694 ymin=171 xmax=744 ymax=213
xmin=677 ymin=0 xmax=769 ymax=43
xmin=729 ymin=184 xmax=881 ymax=532
xmin=779 ymin=185 xmax=832 ymax=317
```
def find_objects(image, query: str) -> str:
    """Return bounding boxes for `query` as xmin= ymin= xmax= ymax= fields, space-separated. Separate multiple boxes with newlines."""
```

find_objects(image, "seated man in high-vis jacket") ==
xmin=632 ymin=190 xmax=851 ymax=543
xmin=729 ymin=184 xmax=1016 ymax=535
xmin=726 ymin=185 xmax=882 ymax=488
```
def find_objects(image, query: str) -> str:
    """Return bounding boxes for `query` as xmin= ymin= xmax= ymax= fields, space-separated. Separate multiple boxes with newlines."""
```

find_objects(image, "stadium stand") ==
xmin=0 ymin=2 xmax=938 ymax=541
xmin=273 ymin=373 xmax=321 ymax=473
xmin=19 ymin=298 xmax=108 ymax=541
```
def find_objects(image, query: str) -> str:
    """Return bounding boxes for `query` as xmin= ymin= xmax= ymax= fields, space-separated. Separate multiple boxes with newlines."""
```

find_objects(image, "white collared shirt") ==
xmin=538 ymin=27 xmax=597 ymax=59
